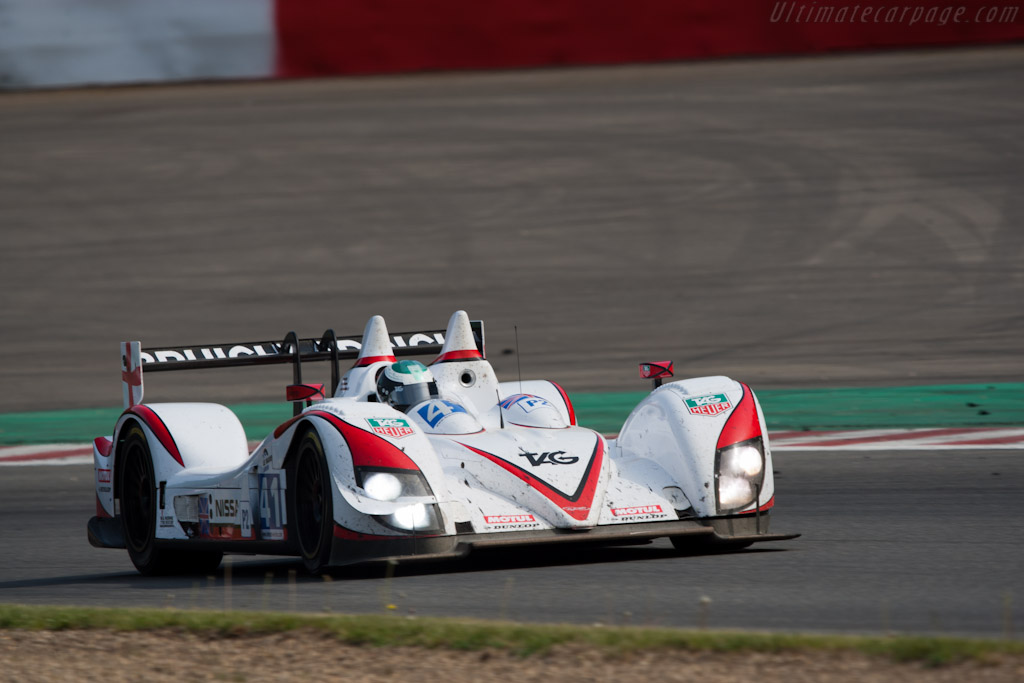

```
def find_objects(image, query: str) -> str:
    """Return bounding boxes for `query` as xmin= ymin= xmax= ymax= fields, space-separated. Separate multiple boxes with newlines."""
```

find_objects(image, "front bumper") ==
xmin=328 ymin=512 xmax=798 ymax=567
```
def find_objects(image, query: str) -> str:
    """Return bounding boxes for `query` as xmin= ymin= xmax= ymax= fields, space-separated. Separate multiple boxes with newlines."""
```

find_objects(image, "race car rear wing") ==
xmin=121 ymin=321 xmax=485 ymax=410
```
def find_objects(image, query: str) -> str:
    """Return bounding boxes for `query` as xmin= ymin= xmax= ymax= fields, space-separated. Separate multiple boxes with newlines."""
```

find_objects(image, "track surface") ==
xmin=1 ymin=450 xmax=1021 ymax=637
xmin=1 ymin=48 xmax=1022 ymax=637
xmin=2 ymin=47 xmax=1023 ymax=412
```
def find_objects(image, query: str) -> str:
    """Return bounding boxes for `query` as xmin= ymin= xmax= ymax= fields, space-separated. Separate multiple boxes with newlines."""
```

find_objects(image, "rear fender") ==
xmin=112 ymin=403 xmax=250 ymax=490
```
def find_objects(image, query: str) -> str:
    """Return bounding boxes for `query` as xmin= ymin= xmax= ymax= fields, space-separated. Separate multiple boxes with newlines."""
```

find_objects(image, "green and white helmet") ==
xmin=376 ymin=360 xmax=440 ymax=412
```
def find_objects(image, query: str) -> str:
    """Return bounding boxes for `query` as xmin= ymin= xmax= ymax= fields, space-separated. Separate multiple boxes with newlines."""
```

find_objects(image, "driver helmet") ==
xmin=376 ymin=360 xmax=440 ymax=412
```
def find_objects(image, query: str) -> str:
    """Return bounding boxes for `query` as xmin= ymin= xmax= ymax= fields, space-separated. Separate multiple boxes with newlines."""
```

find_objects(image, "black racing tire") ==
xmin=289 ymin=429 xmax=334 ymax=574
xmin=119 ymin=425 xmax=223 ymax=576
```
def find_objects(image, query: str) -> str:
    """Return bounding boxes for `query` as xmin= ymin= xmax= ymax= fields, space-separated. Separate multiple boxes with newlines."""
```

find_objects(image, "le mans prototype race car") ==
xmin=88 ymin=311 xmax=797 ymax=575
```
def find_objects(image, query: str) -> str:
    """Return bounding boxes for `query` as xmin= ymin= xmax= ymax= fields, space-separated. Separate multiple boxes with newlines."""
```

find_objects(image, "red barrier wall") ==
xmin=276 ymin=0 xmax=1024 ymax=78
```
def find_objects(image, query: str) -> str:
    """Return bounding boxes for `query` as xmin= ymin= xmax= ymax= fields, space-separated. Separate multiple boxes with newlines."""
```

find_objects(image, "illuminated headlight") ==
xmin=721 ymin=445 xmax=763 ymax=478
xmin=378 ymin=503 xmax=441 ymax=532
xmin=362 ymin=472 xmax=403 ymax=501
xmin=715 ymin=439 xmax=765 ymax=513
xmin=355 ymin=467 xmax=432 ymax=501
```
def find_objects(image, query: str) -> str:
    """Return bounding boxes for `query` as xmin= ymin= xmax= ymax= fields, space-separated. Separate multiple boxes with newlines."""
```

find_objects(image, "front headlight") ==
xmin=715 ymin=438 xmax=765 ymax=513
xmin=376 ymin=503 xmax=442 ymax=533
xmin=355 ymin=467 xmax=433 ymax=501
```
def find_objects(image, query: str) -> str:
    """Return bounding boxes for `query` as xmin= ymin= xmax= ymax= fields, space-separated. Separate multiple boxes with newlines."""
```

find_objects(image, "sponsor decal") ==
xmin=366 ymin=417 xmax=415 ymax=439
xmin=684 ymin=393 xmax=732 ymax=416
xmin=484 ymin=513 xmax=539 ymax=530
xmin=98 ymin=486 xmax=111 ymax=493
xmin=198 ymin=495 xmax=210 ymax=538
xmin=611 ymin=504 xmax=664 ymax=517
xmin=484 ymin=514 xmax=536 ymax=524
xmin=259 ymin=473 xmax=287 ymax=541
xmin=139 ymin=332 xmax=449 ymax=365
xmin=260 ymin=448 xmax=272 ymax=469
xmin=517 ymin=449 xmax=578 ymax=466
xmin=97 ymin=469 xmax=112 ymax=484
xmin=213 ymin=498 xmax=238 ymax=522
xmin=159 ymin=514 xmax=175 ymax=528
xmin=416 ymin=400 xmax=467 ymax=429
xmin=239 ymin=501 xmax=253 ymax=538
xmin=499 ymin=394 xmax=552 ymax=412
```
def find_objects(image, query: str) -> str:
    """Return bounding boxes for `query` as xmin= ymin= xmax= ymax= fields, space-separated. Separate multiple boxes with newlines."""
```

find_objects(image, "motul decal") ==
xmin=685 ymin=393 xmax=732 ymax=416
xmin=97 ymin=469 xmax=112 ymax=484
xmin=484 ymin=513 xmax=540 ymax=530
xmin=611 ymin=505 xmax=664 ymax=517
xmin=484 ymin=514 xmax=536 ymax=524
xmin=366 ymin=417 xmax=415 ymax=439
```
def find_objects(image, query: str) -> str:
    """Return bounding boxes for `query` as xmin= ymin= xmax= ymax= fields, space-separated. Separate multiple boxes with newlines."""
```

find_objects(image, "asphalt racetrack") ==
xmin=2 ymin=450 xmax=1022 ymax=637
xmin=1 ymin=46 xmax=1022 ymax=412
xmin=1 ymin=47 xmax=1022 ymax=636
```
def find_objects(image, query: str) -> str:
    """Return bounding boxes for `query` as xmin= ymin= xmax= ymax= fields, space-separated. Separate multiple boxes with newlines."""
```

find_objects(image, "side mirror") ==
xmin=286 ymin=383 xmax=325 ymax=405
xmin=639 ymin=361 xmax=673 ymax=390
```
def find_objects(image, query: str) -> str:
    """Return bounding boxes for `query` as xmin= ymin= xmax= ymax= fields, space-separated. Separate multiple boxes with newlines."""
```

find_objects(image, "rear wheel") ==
xmin=120 ymin=426 xmax=222 ymax=575
xmin=290 ymin=430 xmax=334 ymax=574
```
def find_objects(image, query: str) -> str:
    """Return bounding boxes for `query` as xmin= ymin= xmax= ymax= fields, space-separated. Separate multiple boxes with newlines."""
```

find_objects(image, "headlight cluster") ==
xmin=355 ymin=467 xmax=441 ymax=533
xmin=355 ymin=468 xmax=431 ymax=501
xmin=715 ymin=438 xmax=765 ymax=513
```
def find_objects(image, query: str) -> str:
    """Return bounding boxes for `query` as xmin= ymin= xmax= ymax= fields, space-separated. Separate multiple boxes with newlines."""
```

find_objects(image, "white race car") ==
xmin=88 ymin=311 xmax=797 ymax=574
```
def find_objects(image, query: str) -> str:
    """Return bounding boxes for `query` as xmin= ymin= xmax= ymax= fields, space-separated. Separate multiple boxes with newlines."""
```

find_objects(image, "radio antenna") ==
xmin=514 ymin=325 xmax=523 ymax=395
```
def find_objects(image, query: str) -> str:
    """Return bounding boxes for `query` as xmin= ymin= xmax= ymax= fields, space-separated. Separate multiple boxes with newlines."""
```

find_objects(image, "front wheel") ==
xmin=120 ymin=426 xmax=223 ymax=575
xmin=290 ymin=430 xmax=334 ymax=574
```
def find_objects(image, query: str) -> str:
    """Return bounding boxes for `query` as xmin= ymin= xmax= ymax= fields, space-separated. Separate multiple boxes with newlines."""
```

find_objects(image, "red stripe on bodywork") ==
xmin=550 ymin=382 xmax=577 ymax=426
xmin=126 ymin=405 xmax=184 ymax=467
xmin=716 ymin=383 xmax=761 ymax=450
xmin=458 ymin=437 xmax=603 ymax=521
xmin=94 ymin=436 xmax=113 ymax=457
xmin=738 ymin=495 xmax=775 ymax=514
xmin=433 ymin=349 xmax=483 ymax=363
xmin=273 ymin=415 xmax=305 ymax=439
xmin=96 ymin=493 xmax=111 ymax=518
xmin=355 ymin=355 xmax=396 ymax=367
xmin=309 ymin=410 xmax=420 ymax=470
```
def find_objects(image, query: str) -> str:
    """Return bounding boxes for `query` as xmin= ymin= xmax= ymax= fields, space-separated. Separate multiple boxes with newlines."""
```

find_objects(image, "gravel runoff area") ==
xmin=1 ymin=630 xmax=1023 ymax=682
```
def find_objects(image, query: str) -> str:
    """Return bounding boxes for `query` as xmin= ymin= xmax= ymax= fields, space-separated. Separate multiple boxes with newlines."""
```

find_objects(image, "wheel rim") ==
xmin=123 ymin=440 xmax=153 ymax=553
xmin=296 ymin=444 xmax=327 ymax=558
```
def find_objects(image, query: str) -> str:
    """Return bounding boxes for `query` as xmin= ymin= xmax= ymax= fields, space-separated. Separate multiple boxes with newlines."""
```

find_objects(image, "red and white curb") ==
xmin=2 ymin=427 xmax=1022 ymax=466
xmin=770 ymin=427 xmax=1024 ymax=451
xmin=0 ymin=444 xmax=92 ymax=466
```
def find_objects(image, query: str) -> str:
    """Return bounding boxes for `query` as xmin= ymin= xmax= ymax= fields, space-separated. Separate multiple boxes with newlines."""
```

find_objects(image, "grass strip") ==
xmin=1 ymin=604 xmax=1021 ymax=666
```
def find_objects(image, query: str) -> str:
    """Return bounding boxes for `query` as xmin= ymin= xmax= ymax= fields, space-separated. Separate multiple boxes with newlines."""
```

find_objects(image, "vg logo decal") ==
xmin=517 ymin=449 xmax=578 ymax=466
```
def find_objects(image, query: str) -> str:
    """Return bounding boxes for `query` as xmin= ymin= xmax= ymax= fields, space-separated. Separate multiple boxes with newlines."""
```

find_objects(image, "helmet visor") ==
xmin=389 ymin=381 xmax=438 ymax=411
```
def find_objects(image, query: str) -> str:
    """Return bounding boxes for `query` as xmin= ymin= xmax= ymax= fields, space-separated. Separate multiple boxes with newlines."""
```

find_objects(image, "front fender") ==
xmin=615 ymin=376 xmax=774 ymax=517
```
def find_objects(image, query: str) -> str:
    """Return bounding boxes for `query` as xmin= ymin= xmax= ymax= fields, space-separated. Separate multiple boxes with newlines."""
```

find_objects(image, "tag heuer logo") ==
xmin=684 ymin=393 xmax=732 ymax=416
xmin=366 ymin=417 xmax=415 ymax=439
